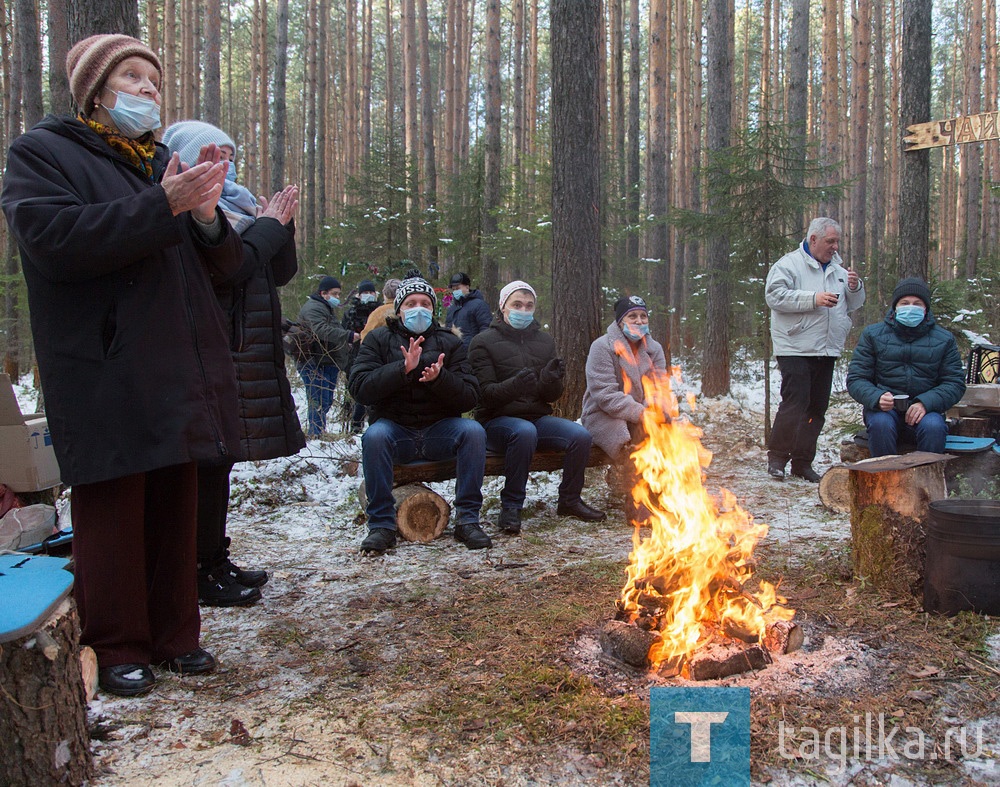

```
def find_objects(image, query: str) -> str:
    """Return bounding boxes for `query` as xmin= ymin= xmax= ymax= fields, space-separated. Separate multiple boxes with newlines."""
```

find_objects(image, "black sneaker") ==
xmin=360 ymin=528 xmax=397 ymax=555
xmin=218 ymin=558 xmax=268 ymax=589
xmin=556 ymin=500 xmax=607 ymax=522
xmin=767 ymin=461 xmax=786 ymax=480
xmin=198 ymin=568 xmax=262 ymax=607
xmin=98 ymin=663 xmax=156 ymax=697
xmin=498 ymin=508 xmax=522 ymax=534
xmin=454 ymin=522 xmax=492 ymax=550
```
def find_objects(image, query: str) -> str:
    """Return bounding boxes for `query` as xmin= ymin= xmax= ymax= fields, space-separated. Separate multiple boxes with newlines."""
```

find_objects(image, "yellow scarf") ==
xmin=81 ymin=114 xmax=157 ymax=181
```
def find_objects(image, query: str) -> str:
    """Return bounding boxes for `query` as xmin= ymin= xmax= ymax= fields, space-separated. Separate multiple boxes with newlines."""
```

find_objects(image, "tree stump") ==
xmin=0 ymin=598 xmax=92 ymax=786
xmin=358 ymin=481 xmax=451 ymax=542
xmin=848 ymin=452 xmax=950 ymax=597
xmin=818 ymin=466 xmax=851 ymax=514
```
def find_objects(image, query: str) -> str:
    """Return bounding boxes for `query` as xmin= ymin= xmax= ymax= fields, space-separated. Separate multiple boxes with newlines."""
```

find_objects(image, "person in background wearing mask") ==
xmin=162 ymin=119 xmax=305 ymax=608
xmin=349 ymin=278 xmax=490 ymax=555
xmin=297 ymin=275 xmax=357 ymax=437
xmin=1 ymin=34 xmax=242 ymax=696
xmin=445 ymin=271 xmax=493 ymax=348
xmin=361 ymin=278 xmax=402 ymax=341
xmin=469 ymin=281 xmax=605 ymax=534
xmin=765 ymin=217 xmax=865 ymax=482
xmin=341 ymin=279 xmax=382 ymax=434
xmin=846 ymin=278 xmax=965 ymax=457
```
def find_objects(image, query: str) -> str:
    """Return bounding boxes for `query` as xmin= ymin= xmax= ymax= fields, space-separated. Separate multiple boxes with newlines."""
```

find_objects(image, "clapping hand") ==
xmin=512 ymin=367 xmax=538 ymax=397
xmin=258 ymin=185 xmax=299 ymax=226
xmin=162 ymin=147 xmax=227 ymax=222
xmin=401 ymin=336 xmax=425 ymax=373
xmin=419 ymin=353 xmax=446 ymax=383
xmin=540 ymin=357 xmax=566 ymax=385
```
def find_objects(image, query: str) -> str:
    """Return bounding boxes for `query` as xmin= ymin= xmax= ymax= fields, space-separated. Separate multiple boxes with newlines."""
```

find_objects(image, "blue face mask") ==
xmin=506 ymin=309 xmax=535 ymax=330
xmin=103 ymin=90 xmax=162 ymax=138
xmin=403 ymin=306 xmax=433 ymax=333
xmin=452 ymin=289 xmax=465 ymax=300
xmin=224 ymin=164 xmax=237 ymax=182
xmin=325 ymin=296 xmax=341 ymax=307
xmin=360 ymin=293 xmax=377 ymax=304
xmin=895 ymin=304 xmax=925 ymax=327
xmin=622 ymin=322 xmax=650 ymax=341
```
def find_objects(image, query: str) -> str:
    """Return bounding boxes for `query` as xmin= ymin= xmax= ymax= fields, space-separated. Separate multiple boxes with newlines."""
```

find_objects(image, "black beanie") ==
xmin=449 ymin=272 xmax=471 ymax=287
xmin=891 ymin=277 xmax=931 ymax=309
xmin=614 ymin=295 xmax=648 ymax=324
xmin=318 ymin=275 xmax=340 ymax=293
xmin=358 ymin=279 xmax=377 ymax=293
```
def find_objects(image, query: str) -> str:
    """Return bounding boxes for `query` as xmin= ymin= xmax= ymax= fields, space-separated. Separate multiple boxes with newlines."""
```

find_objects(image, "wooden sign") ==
xmin=904 ymin=110 xmax=1000 ymax=151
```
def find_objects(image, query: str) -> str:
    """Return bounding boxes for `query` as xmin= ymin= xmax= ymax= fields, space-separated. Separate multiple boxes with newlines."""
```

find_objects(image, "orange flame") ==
xmin=615 ymin=353 xmax=794 ymax=669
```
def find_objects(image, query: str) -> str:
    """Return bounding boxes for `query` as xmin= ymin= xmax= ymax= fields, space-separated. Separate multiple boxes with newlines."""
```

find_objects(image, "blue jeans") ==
xmin=362 ymin=418 xmax=487 ymax=531
xmin=484 ymin=415 xmax=593 ymax=510
xmin=298 ymin=361 xmax=339 ymax=436
xmin=864 ymin=408 xmax=948 ymax=457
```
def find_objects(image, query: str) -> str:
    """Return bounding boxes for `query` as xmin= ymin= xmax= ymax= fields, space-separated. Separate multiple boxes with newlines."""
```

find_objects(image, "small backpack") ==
xmin=281 ymin=319 xmax=322 ymax=363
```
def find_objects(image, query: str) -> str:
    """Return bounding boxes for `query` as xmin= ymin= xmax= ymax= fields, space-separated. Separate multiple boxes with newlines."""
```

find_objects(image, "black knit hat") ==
xmin=891 ymin=277 xmax=931 ymax=309
xmin=318 ymin=276 xmax=341 ymax=293
xmin=357 ymin=279 xmax=377 ymax=293
xmin=394 ymin=278 xmax=437 ymax=313
xmin=449 ymin=272 xmax=471 ymax=287
xmin=614 ymin=295 xmax=648 ymax=324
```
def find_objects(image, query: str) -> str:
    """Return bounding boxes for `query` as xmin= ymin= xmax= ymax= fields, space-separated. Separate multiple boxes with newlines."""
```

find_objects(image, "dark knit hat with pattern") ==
xmin=394 ymin=278 xmax=437 ymax=313
xmin=357 ymin=279 xmax=377 ymax=293
xmin=66 ymin=34 xmax=162 ymax=113
xmin=614 ymin=295 xmax=648 ymax=324
xmin=891 ymin=277 xmax=931 ymax=309
xmin=317 ymin=276 xmax=341 ymax=293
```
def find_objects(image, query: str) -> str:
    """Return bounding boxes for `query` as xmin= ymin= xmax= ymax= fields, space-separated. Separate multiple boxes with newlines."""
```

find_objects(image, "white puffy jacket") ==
xmin=765 ymin=242 xmax=865 ymax=357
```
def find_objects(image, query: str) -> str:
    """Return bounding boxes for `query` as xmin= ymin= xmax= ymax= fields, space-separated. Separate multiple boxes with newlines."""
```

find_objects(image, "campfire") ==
xmin=601 ymin=366 xmax=800 ymax=680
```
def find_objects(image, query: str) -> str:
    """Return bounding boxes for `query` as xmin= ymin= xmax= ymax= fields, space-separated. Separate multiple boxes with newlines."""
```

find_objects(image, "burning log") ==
xmin=688 ymin=643 xmax=772 ymax=681
xmin=763 ymin=620 xmax=804 ymax=654
xmin=599 ymin=620 xmax=661 ymax=668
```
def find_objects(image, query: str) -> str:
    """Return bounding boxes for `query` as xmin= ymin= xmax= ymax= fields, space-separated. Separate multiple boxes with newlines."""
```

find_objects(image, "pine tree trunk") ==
xmin=551 ymin=0 xmax=601 ymax=421
xmin=47 ymin=0 xmax=72 ymax=114
xmin=203 ymin=0 xmax=221 ymax=125
xmin=481 ymin=0 xmax=502 ymax=299
xmin=850 ymin=0 xmax=871 ymax=268
xmin=418 ymin=0 xmax=438 ymax=277
xmin=961 ymin=0 xmax=983 ymax=278
xmin=68 ymin=0 xmax=139 ymax=40
xmin=899 ymin=0 xmax=931 ymax=280
xmin=270 ymin=0 xmax=289 ymax=194
xmin=626 ymin=0 xmax=640 ymax=262
xmin=787 ymin=0 xmax=809 ymax=234
xmin=403 ymin=0 xmax=419 ymax=262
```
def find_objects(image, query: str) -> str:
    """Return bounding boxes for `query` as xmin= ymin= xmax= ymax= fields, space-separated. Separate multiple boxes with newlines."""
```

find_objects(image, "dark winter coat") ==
xmin=348 ymin=317 xmax=479 ymax=429
xmin=468 ymin=318 xmax=563 ymax=422
xmin=0 ymin=114 xmax=244 ymax=486
xmin=846 ymin=310 xmax=966 ymax=414
xmin=215 ymin=217 xmax=306 ymax=461
xmin=341 ymin=294 xmax=381 ymax=371
xmin=298 ymin=294 xmax=353 ymax=369
xmin=445 ymin=289 xmax=493 ymax=347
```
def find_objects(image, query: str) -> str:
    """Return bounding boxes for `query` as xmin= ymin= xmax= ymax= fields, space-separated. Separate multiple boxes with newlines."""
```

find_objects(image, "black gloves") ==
xmin=511 ymin=367 xmax=538 ymax=396
xmin=540 ymin=357 xmax=566 ymax=386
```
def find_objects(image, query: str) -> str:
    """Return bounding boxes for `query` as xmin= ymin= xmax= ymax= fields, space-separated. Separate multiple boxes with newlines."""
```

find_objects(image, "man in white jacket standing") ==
xmin=765 ymin=218 xmax=865 ymax=481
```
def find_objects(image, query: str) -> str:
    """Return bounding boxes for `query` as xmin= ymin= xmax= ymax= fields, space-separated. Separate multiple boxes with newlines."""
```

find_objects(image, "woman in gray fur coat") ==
xmin=581 ymin=295 xmax=667 ymax=463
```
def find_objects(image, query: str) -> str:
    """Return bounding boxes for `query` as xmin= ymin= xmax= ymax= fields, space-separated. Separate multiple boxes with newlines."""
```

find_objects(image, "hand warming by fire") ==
xmin=614 ymin=363 xmax=797 ymax=677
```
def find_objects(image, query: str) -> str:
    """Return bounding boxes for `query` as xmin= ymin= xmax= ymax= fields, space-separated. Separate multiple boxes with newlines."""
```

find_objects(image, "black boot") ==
xmin=497 ymin=508 xmax=522 ymax=534
xmin=790 ymin=464 xmax=821 ymax=482
xmin=556 ymin=500 xmax=607 ymax=522
xmin=198 ymin=566 xmax=262 ymax=607
xmin=360 ymin=527 xmax=397 ymax=555
xmin=454 ymin=522 xmax=492 ymax=550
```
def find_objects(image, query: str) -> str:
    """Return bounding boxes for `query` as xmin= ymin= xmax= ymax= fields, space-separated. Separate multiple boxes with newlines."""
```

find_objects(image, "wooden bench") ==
xmin=390 ymin=445 xmax=613 ymax=486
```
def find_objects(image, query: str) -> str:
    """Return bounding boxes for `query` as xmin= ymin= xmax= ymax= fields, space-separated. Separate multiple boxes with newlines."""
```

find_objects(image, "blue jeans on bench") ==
xmin=864 ymin=408 xmax=948 ymax=457
xmin=484 ymin=415 xmax=593 ymax=512
xmin=362 ymin=417 xmax=487 ymax=531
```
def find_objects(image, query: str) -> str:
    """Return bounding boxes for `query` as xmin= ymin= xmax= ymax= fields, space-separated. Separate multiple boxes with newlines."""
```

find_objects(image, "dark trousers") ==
xmin=768 ymin=355 xmax=836 ymax=468
xmin=71 ymin=462 xmax=200 ymax=667
xmin=196 ymin=461 xmax=237 ymax=568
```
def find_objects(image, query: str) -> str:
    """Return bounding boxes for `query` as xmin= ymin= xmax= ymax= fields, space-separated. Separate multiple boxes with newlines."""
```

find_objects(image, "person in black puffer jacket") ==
xmin=164 ymin=120 xmax=307 ymax=609
xmin=468 ymin=280 xmax=606 ymax=534
xmin=349 ymin=278 xmax=491 ymax=555
xmin=341 ymin=279 xmax=381 ymax=432
xmin=445 ymin=271 xmax=493 ymax=348
xmin=846 ymin=277 xmax=966 ymax=457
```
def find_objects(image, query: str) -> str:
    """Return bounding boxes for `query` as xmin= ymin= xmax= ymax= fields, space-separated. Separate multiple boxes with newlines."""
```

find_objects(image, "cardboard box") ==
xmin=0 ymin=374 xmax=61 ymax=492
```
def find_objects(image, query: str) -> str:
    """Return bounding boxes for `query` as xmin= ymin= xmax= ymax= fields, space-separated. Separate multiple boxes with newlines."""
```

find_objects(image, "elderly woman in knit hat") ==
xmin=468 ymin=280 xmax=605 ymax=534
xmin=847 ymin=277 xmax=966 ymax=457
xmin=349 ymin=277 xmax=490 ymax=555
xmin=163 ymin=120 xmax=305 ymax=608
xmin=1 ymin=35 xmax=243 ymax=696
xmin=581 ymin=296 xmax=669 ymax=522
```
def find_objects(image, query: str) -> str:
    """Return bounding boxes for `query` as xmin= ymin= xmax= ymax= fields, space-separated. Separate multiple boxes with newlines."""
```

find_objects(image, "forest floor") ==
xmin=68 ymin=370 xmax=1000 ymax=787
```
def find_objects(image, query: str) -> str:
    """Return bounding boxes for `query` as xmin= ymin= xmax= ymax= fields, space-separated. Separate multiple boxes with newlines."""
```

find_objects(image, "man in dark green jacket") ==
xmin=846 ymin=278 xmax=966 ymax=457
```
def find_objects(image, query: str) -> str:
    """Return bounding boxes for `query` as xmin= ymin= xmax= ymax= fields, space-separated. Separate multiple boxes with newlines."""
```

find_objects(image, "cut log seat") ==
xmin=390 ymin=445 xmax=612 ymax=486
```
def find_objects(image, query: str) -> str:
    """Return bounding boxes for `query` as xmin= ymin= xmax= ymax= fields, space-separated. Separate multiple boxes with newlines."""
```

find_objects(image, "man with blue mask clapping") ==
xmin=349 ymin=278 xmax=491 ymax=555
xmin=846 ymin=277 xmax=966 ymax=457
